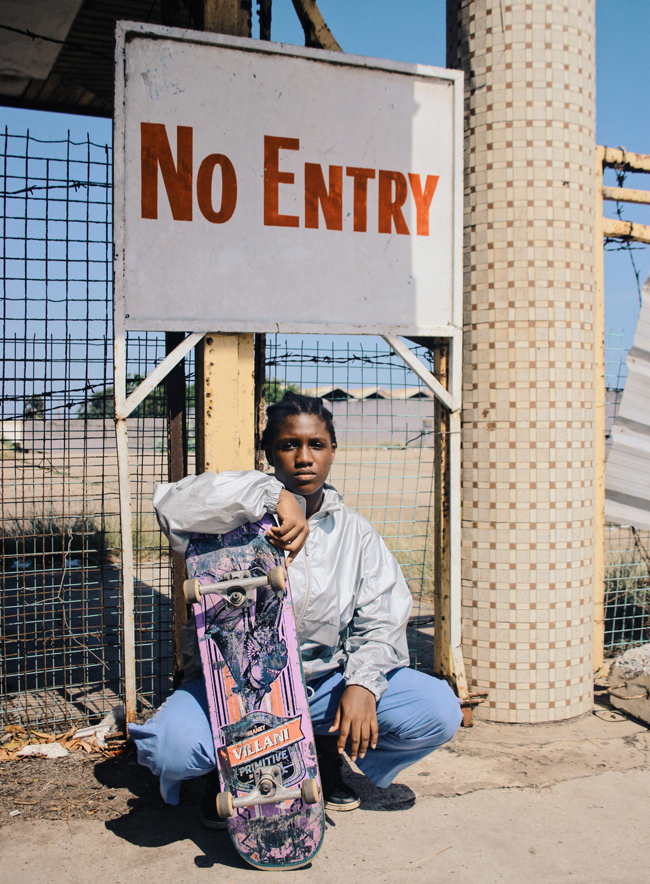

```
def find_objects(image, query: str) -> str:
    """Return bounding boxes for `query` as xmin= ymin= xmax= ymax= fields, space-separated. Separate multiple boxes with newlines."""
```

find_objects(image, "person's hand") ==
xmin=266 ymin=489 xmax=309 ymax=565
xmin=329 ymin=685 xmax=378 ymax=762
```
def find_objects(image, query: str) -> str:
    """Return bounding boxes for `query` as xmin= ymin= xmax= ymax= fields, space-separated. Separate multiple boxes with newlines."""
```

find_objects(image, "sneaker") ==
xmin=316 ymin=742 xmax=361 ymax=812
xmin=200 ymin=772 xmax=227 ymax=830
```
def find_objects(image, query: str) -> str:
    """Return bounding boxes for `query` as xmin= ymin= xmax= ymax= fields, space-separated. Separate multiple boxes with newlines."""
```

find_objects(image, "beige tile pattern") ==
xmin=447 ymin=0 xmax=596 ymax=721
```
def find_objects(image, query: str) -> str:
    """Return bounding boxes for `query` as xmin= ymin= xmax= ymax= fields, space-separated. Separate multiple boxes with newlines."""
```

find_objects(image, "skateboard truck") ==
xmin=216 ymin=766 xmax=320 ymax=818
xmin=184 ymin=566 xmax=286 ymax=607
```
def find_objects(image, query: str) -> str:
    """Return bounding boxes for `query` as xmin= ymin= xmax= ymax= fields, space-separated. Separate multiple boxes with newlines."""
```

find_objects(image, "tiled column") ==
xmin=447 ymin=0 xmax=596 ymax=721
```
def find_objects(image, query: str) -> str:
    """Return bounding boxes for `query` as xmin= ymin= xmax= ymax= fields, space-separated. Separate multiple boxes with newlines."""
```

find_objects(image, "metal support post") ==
xmin=195 ymin=333 xmax=256 ymax=473
xmin=254 ymin=333 xmax=267 ymax=471
xmin=114 ymin=331 xmax=204 ymax=722
xmin=593 ymin=146 xmax=606 ymax=673
xmin=114 ymin=331 xmax=138 ymax=724
xmin=165 ymin=332 xmax=189 ymax=688
xmin=384 ymin=334 xmax=469 ymax=710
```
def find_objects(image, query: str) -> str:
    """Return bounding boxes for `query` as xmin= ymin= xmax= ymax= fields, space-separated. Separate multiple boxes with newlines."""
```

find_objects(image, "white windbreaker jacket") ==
xmin=153 ymin=470 xmax=412 ymax=700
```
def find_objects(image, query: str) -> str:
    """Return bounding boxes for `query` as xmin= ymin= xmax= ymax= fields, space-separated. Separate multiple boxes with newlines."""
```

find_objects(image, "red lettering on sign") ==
xmin=141 ymin=123 xmax=193 ymax=221
xmin=304 ymin=163 xmax=343 ymax=230
xmin=408 ymin=174 xmax=439 ymax=236
xmin=197 ymin=154 xmax=237 ymax=224
xmin=378 ymin=170 xmax=409 ymax=235
xmin=346 ymin=167 xmax=376 ymax=233
xmin=264 ymin=136 xmax=300 ymax=228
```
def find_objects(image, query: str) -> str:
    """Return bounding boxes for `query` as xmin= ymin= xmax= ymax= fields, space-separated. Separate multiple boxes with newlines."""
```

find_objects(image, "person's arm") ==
xmin=329 ymin=524 xmax=412 ymax=760
xmin=154 ymin=470 xmax=304 ymax=555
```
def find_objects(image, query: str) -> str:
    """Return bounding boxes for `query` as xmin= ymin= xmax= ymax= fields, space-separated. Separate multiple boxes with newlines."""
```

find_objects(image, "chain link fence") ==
xmin=1 ymin=129 xmax=439 ymax=731
xmin=4 ymin=127 xmax=646 ymax=730
xmin=604 ymin=330 xmax=650 ymax=653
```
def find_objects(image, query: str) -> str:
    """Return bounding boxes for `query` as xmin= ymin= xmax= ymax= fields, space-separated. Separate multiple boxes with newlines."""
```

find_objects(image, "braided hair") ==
xmin=261 ymin=391 xmax=337 ymax=460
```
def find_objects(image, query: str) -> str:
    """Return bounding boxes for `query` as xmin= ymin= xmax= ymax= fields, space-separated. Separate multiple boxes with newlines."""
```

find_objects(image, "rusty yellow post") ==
xmin=433 ymin=342 xmax=453 ymax=683
xmin=195 ymin=333 xmax=256 ymax=473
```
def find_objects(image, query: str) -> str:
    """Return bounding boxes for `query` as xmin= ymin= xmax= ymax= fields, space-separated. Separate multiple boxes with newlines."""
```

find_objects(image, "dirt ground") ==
xmin=1 ymin=693 xmax=649 ymax=884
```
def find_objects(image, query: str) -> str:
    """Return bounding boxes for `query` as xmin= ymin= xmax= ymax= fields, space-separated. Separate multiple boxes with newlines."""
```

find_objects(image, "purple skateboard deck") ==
xmin=185 ymin=516 xmax=324 ymax=870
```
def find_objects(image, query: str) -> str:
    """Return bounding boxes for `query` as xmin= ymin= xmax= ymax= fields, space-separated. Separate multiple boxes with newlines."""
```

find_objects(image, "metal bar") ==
xmin=165 ymin=331 xmax=189 ymax=688
xmin=593 ymin=145 xmax=606 ymax=673
xmin=391 ymin=336 xmax=469 ymax=712
xmin=255 ymin=333 xmax=267 ymax=471
xmin=603 ymin=217 xmax=650 ymax=245
xmin=602 ymin=147 xmax=650 ymax=174
xmin=602 ymin=186 xmax=650 ymax=205
xmin=116 ymin=332 xmax=204 ymax=419
xmin=449 ymin=408 xmax=469 ymax=704
xmin=381 ymin=334 xmax=457 ymax=411
xmin=113 ymin=331 xmax=137 ymax=724
xmin=448 ymin=333 xmax=468 ymax=704
xmin=433 ymin=343 xmax=451 ymax=680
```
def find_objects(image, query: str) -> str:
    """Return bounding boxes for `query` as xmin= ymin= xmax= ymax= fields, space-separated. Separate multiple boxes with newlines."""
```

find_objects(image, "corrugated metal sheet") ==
xmin=605 ymin=274 xmax=650 ymax=530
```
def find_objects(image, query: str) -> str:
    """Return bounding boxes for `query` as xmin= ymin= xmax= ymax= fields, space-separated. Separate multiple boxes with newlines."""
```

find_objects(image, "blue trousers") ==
xmin=130 ymin=668 xmax=462 ymax=805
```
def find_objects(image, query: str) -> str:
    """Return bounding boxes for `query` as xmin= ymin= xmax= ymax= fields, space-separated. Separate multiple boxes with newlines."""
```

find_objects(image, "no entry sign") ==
xmin=114 ymin=23 xmax=462 ymax=336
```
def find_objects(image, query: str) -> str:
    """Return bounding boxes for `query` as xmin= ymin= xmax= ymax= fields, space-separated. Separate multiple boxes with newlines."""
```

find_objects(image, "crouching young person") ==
xmin=130 ymin=392 xmax=462 ymax=826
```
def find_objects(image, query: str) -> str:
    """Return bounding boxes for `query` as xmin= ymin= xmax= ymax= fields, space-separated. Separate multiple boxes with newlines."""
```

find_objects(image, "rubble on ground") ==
xmin=0 ymin=706 xmax=128 ymax=762
xmin=613 ymin=643 xmax=650 ymax=680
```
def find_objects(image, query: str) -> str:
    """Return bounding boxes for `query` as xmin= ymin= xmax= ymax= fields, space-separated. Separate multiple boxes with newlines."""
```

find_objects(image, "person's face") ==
xmin=267 ymin=413 xmax=336 ymax=500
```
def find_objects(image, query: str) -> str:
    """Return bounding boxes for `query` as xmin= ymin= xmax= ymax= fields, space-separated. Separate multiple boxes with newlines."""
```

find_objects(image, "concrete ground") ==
xmin=1 ymin=703 xmax=648 ymax=884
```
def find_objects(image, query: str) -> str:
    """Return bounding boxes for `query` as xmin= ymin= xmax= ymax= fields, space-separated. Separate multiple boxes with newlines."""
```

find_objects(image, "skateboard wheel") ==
xmin=268 ymin=566 xmax=286 ymax=593
xmin=183 ymin=578 xmax=202 ymax=605
xmin=216 ymin=791 xmax=234 ymax=818
xmin=301 ymin=778 xmax=319 ymax=805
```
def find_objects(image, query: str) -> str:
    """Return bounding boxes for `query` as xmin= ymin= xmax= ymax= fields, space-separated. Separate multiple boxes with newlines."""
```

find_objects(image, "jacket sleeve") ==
xmin=153 ymin=470 xmax=284 ymax=554
xmin=342 ymin=524 xmax=413 ymax=700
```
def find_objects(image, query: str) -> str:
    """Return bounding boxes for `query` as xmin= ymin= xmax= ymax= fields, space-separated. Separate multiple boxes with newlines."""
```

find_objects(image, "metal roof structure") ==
xmin=605 ymin=274 xmax=650 ymax=531
xmin=0 ymin=0 xmax=200 ymax=117
xmin=305 ymin=386 xmax=434 ymax=401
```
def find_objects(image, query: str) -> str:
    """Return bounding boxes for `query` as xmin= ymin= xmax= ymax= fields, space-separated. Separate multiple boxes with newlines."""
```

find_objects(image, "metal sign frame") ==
xmin=112 ymin=22 xmax=466 ymax=721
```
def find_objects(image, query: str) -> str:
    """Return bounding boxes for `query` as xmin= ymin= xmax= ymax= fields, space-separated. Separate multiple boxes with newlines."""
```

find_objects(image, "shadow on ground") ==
xmin=91 ymin=750 xmax=413 ymax=866
xmin=92 ymin=754 xmax=251 ymax=870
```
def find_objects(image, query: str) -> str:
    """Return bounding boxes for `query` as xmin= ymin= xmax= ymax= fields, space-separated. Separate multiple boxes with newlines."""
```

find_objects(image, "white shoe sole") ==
xmin=324 ymin=797 xmax=361 ymax=812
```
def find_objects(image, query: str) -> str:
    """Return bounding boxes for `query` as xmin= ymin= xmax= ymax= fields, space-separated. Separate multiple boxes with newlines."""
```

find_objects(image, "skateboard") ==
xmin=184 ymin=515 xmax=324 ymax=870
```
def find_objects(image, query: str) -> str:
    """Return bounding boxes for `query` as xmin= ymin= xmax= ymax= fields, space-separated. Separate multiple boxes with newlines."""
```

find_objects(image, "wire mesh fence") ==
xmin=3 ymin=126 xmax=646 ymax=730
xmin=264 ymin=336 xmax=439 ymax=669
xmin=603 ymin=330 xmax=650 ymax=653
xmin=1 ymin=128 xmax=439 ymax=731
xmin=1 ymin=128 xmax=122 ymax=728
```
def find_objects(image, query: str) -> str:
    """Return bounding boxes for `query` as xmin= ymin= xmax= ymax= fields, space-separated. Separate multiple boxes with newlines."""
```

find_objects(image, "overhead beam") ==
xmin=602 ymin=186 xmax=650 ymax=205
xmin=290 ymin=0 xmax=342 ymax=51
xmin=115 ymin=332 xmax=204 ymax=419
xmin=602 ymin=147 xmax=650 ymax=174
xmin=381 ymin=334 xmax=457 ymax=411
xmin=603 ymin=217 xmax=650 ymax=245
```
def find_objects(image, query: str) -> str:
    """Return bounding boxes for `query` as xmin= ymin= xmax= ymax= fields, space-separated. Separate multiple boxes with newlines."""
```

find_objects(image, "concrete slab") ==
xmin=1 ymin=770 xmax=648 ymax=884
xmin=1 ymin=709 xmax=649 ymax=884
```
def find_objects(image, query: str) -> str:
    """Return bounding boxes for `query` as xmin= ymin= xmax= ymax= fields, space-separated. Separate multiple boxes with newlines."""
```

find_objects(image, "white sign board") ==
xmin=114 ymin=23 xmax=462 ymax=336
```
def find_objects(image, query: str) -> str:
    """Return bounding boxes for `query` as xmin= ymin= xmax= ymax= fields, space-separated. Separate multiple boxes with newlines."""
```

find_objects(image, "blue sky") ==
xmin=1 ymin=0 xmax=648 ymax=367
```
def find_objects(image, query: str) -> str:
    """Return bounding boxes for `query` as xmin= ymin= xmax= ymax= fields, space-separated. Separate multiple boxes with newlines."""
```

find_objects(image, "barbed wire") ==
xmin=266 ymin=348 xmax=434 ymax=369
xmin=603 ymin=155 xmax=646 ymax=308
xmin=0 ymin=180 xmax=110 ymax=199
